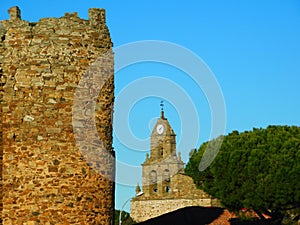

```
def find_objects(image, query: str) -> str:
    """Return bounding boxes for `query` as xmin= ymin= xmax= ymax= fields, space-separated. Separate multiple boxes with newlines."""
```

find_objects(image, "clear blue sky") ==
xmin=1 ymin=0 xmax=300 ymax=212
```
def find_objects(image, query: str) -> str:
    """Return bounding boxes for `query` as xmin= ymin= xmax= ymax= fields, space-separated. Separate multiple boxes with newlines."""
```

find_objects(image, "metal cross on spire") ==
xmin=160 ymin=100 xmax=165 ymax=119
xmin=160 ymin=100 xmax=164 ymax=112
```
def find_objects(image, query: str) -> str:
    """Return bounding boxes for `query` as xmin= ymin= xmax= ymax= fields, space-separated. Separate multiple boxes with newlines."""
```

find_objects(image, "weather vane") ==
xmin=160 ymin=100 xmax=164 ymax=112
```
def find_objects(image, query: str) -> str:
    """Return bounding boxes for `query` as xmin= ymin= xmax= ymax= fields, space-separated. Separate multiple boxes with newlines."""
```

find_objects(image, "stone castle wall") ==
xmin=0 ymin=6 xmax=115 ymax=225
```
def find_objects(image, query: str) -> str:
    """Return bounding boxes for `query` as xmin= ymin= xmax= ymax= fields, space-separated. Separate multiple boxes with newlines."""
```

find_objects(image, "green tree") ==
xmin=114 ymin=210 xmax=136 ymax=225
xmin=185 ymin=126 xmax=300 ymax=224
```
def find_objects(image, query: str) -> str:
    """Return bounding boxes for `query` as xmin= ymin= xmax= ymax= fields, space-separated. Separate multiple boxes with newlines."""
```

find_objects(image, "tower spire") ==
xmin=160 ymin=100 xmax=165 ymax=119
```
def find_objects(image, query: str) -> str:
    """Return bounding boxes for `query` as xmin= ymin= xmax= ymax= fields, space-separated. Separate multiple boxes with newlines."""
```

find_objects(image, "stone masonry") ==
xmin=0 ymin=6 xmax=115 ymax=225
xmin=131 ymin=172 xmax=218 ymax=222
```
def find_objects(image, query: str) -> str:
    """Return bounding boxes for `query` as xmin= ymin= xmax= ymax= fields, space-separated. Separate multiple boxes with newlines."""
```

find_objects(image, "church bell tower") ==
xmin=141 ymin=102 xmax=184 ymax=197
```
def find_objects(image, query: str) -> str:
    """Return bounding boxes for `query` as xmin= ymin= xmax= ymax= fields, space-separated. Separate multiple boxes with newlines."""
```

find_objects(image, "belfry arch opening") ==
xmin=163 ymin=169 xmax=171 ymax=193
xmin=149 ymin=170 xmax=158 ymax=194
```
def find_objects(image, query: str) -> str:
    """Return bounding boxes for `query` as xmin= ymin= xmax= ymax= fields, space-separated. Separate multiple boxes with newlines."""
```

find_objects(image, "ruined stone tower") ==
xmin=0 ymin=6 xmax=115 ymax=225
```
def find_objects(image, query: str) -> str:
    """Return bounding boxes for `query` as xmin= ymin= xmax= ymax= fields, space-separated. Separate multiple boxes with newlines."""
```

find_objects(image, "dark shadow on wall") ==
xmin=136 ymin=206 xmax=224 ymax=225
xmin=229 ymin=218 xmax=272 ymax=225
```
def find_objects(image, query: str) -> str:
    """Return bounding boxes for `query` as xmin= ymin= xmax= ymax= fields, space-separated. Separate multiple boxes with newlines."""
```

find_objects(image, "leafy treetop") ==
xmin=185 ymin=125 xmax=300 ymax=224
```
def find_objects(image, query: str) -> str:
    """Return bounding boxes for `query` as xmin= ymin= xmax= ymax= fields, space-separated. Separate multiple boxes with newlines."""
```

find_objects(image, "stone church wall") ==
xmin=131 ymin=173 xmax=220 ymax=223
xmin=0 ymin=7 xmax=114 ymax=225
xmin=131 ymin=198 xmax=212 ymax=222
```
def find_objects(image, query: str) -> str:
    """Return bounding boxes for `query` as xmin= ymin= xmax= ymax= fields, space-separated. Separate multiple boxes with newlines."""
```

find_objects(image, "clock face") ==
xmin=156 ymin=124 xmax=164 ymax=134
